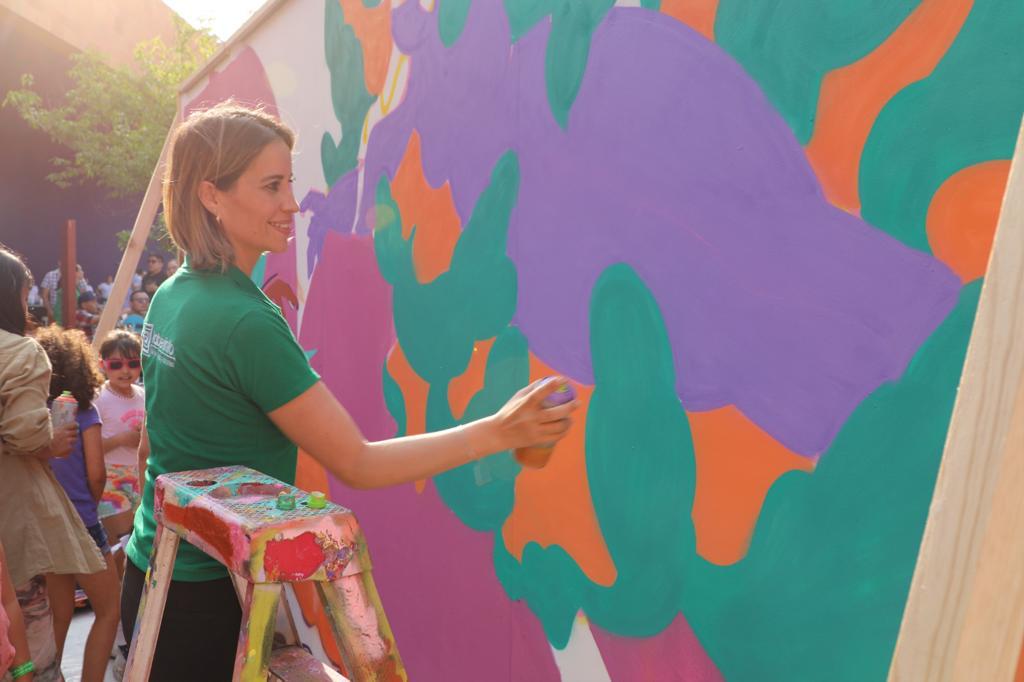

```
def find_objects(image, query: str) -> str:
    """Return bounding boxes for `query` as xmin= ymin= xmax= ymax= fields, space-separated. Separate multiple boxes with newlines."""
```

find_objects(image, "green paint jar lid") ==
xmin=276 ymin=491 xmax=296 ymax=511
xmin=308 ymin=491 xmax=327 ymax=509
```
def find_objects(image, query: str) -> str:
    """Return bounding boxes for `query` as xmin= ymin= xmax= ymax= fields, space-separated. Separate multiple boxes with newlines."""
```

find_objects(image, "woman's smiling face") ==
xmin=210 ymin=139 xmax=299 ymax=273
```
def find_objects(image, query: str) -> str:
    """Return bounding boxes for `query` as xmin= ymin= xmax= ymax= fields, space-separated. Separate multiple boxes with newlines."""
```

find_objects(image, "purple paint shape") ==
xmin=301 ymin=171 xmax=359 ymax=275
xmin=590 ymin=615 xmax=724 ymax=682
xmin=354 ymin=3 xmax=960 ymax=456
xmin=182 ymin=46 xmax=279 ymax=119
xmin=326 ymin=477 xmax=562 ymax=681
xmin=299 ymin=231 xmax=396 ymax=442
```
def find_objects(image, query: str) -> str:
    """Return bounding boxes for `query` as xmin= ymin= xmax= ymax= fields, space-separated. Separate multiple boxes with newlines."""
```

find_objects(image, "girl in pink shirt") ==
xmin=94 ymin=331 xmax=147 ymax=542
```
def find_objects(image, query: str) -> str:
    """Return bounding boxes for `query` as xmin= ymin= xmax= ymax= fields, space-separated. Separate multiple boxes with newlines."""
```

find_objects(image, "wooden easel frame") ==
xmin=91 ymin=108 xmax=179 ymax=348
xmin=890 ymin=116 xmax=1024 ymax=681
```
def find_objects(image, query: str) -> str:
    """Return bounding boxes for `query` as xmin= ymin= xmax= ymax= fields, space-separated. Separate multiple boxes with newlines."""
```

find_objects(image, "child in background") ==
xmin=119 ymin=291 xmax=148 ymax=335
xmin=33 ymin=327 xmax=120 ymax=682
xmin=94 ymin=331 xmax=146 ymax=548
xmin=1 ymin=542 xmax=33 ymax=681
xmin=75 ymin=291 xmax=100 ymax=340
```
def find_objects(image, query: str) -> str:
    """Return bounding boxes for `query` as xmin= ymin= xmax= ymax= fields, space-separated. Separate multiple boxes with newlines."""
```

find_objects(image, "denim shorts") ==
xmin=86 ymin=521 xmax=111 ymax=555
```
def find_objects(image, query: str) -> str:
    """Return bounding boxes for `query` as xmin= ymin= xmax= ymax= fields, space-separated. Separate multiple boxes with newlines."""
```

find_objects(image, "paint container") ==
xmin=514 ymin=379 xmax=576 ymax=469
xmin=276 ymin=491 xmax=296 ymax=511
xmin=51 ymin=390 xmax=78 ymax=431
xmin=307 ymin=491 xmax=327 ymax=509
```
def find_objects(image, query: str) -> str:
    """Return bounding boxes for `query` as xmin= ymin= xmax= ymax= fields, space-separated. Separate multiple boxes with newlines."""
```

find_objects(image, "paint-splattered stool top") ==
xmin=154 ymin=466 xmax=361 ymax=583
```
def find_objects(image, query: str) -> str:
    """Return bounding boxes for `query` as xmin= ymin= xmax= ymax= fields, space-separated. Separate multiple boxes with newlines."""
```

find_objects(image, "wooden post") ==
xmin=61 ymin=219 xmax=75 ymax=328
xmin=92 ymin=110 xmax=180 ymax=349
xmin=889 ymin=115 xmax=1024 ymax=681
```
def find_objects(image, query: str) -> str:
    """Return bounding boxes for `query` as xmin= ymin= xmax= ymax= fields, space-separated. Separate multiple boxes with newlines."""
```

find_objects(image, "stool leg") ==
xmin=233 ymin=582 xmax=282 ymax=682
xmin=315 ymin=570 xmax=406 ymax=681
xmin=124 ymin=523 xmax=180 ymax=682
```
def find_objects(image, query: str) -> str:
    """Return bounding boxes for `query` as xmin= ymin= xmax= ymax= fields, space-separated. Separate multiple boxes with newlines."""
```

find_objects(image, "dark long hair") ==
xmin=0 ymin=244 xmax=32 ymax=336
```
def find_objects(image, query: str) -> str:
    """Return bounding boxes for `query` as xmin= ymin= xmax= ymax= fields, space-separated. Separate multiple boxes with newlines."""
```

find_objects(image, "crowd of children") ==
xmin=28 ymin=253 xmax=173 ymax=341
xmin=1 ymin=244 xmax=149 ymax=681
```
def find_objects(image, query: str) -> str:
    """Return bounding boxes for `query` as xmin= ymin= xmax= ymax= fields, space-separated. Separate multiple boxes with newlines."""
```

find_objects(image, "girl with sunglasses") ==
xmin=94 ymin=331 xmax=147 ymax=546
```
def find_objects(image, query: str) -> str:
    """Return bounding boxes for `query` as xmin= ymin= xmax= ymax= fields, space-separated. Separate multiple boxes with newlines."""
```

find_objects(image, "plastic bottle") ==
xmin=514 ymin=379 xmax=577 ymax=469
xmin=51 ymin=390 xmax=78 ymax=431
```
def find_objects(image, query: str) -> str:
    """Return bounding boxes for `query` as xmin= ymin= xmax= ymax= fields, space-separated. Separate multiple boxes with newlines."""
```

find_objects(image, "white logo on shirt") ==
xmin=141 ymin=323 xmax=175 ymax=368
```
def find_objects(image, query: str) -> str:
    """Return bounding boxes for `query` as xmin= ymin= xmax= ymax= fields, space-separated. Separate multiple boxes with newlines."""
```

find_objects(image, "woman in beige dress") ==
xmin=0 ymin=245 xmax=106 ymax=681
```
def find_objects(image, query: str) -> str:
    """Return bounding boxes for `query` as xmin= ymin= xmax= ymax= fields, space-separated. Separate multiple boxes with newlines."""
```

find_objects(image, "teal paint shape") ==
xmin=374 ymin=150 xmax=524 ymax=530
xmin=382 ymin=362 xmax=407 ymax=437
xmin=641 ymin=0 xmax=660 ymax=9
xmin=373 ymin=151 xmax=520 ymax=386
xmin=433 ymin=328 xmax=531 ymax=531
xmin=860 ymin=0 xmax=1024 ymax=253
xmin=681 ymin=281 xmax=979 ymax=681
xmin=250 ymin=253 xmax=267 ymax=287
xmin=438 ymin=0 xmax=473 ymax=47
xmin=489 ymin=265 xmax=977 ymax=678
xmin=714 ymin=0 xmax=917 ymax=144
xmin=502 ymin=0 xmax=615 ymax=129
xmin=494 ymin=263 xmax=695 ymax=647
xmin=321 ymin=0 xmax=375 ymax=186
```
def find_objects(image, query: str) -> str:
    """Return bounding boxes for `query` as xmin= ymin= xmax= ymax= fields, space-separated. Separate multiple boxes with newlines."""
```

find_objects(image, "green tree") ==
xmin=3 ymin=17 xmax=218 ymax=250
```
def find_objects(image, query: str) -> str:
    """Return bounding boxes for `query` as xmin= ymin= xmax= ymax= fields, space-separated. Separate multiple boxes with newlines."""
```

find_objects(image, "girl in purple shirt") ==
xmin=35 ymin=326 xmax=120 ymax=682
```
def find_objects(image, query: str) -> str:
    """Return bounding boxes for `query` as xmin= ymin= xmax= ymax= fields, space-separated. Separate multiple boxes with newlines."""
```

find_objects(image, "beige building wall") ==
xmin=0 ymin=0 xmax=180 ymax=67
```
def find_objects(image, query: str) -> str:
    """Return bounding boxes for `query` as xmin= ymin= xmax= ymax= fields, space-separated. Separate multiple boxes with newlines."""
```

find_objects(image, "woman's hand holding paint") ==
xmin=271 ymin=378 xmax=580 ymax=489
xmin=487 ymin=377 xmax=579 ymax=453
xmin=36 ymin=423 xmax=77 ymax=460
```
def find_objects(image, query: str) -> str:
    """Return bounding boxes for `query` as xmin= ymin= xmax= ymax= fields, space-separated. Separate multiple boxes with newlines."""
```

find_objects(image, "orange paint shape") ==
xmin=661 ymin=0 xmax=719 ymax=41
xmin=385 ymin=343 xmax=431 ymax=492
xmin=338 ymin=0 xmax=392 ymax=95
xmin=390 ymin=131 xmax=463 ymax=283
xmin=927 ymin=160 xmax=1010 ymax=283
xmin=805 ymin=0 xmax=972 ymax=211
xmin=290 ymin=581 xmax=346 ymax=672
xmin=689 ymin=406 xmax=814 ymax=565
xmin=448 ymin=338 xmax=495 ymax=421
xmin=502 ymin=357 xmax=617 ymax=587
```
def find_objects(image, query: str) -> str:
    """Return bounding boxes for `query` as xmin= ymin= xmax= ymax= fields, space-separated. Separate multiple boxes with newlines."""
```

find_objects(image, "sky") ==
xmin=162 ymin=0 xmax=268 ymax=40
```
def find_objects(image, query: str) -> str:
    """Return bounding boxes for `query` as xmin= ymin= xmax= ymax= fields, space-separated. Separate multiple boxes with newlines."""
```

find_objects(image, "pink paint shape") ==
xmin=299 ymin=231 xmax=397 ymax=441
xmin=327 ymin=478 xmax=562 ymax=680
xmin=590 ymin=615 xmax=723 ymax=682
xmin=183 ymin=46 xmax=278 ymax=118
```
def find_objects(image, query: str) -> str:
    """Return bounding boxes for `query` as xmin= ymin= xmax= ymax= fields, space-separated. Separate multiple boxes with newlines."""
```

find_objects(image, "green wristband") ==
xmin=11 ymin=660 xmax=35 ymax=678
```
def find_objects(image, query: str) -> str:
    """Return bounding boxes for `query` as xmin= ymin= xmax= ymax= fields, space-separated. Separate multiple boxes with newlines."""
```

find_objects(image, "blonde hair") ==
xmin=163 ymin=102 xmax=295 ymax=271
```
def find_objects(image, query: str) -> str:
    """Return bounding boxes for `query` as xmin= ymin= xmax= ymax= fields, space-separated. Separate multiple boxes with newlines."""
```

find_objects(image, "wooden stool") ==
xmin=124 ymin=466 xmax=406 ymax=681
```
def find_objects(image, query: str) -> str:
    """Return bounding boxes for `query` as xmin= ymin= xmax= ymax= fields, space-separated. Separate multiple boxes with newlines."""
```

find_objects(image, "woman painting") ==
xmin=121 ymin=103 xmax=578 ymax=680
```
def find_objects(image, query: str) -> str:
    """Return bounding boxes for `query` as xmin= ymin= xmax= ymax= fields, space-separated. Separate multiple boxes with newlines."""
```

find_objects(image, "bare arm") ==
xmin=138 ymin=421 xmax=150 ymax=483
xmin=27 ymin=424 xmax=77 ymax=460
xmin=269 ymin=379 xmax=577 ymax=490
xmin=82 ymin=424 xmax=106 ymax=502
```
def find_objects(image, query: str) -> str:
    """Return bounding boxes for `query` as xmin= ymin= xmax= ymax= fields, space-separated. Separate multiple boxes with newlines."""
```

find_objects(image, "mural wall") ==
xmin=179 ymin=0 xmax=1024 ymax=679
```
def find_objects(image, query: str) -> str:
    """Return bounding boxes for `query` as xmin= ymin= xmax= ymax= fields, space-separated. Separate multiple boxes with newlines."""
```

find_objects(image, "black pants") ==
xmin=121 ymin=560 xmax=242 ymax=681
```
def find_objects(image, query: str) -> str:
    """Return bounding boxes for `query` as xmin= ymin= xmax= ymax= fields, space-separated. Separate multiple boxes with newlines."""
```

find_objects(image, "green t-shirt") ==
xmin=125 ymin=259 xmax=319 ymax=581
